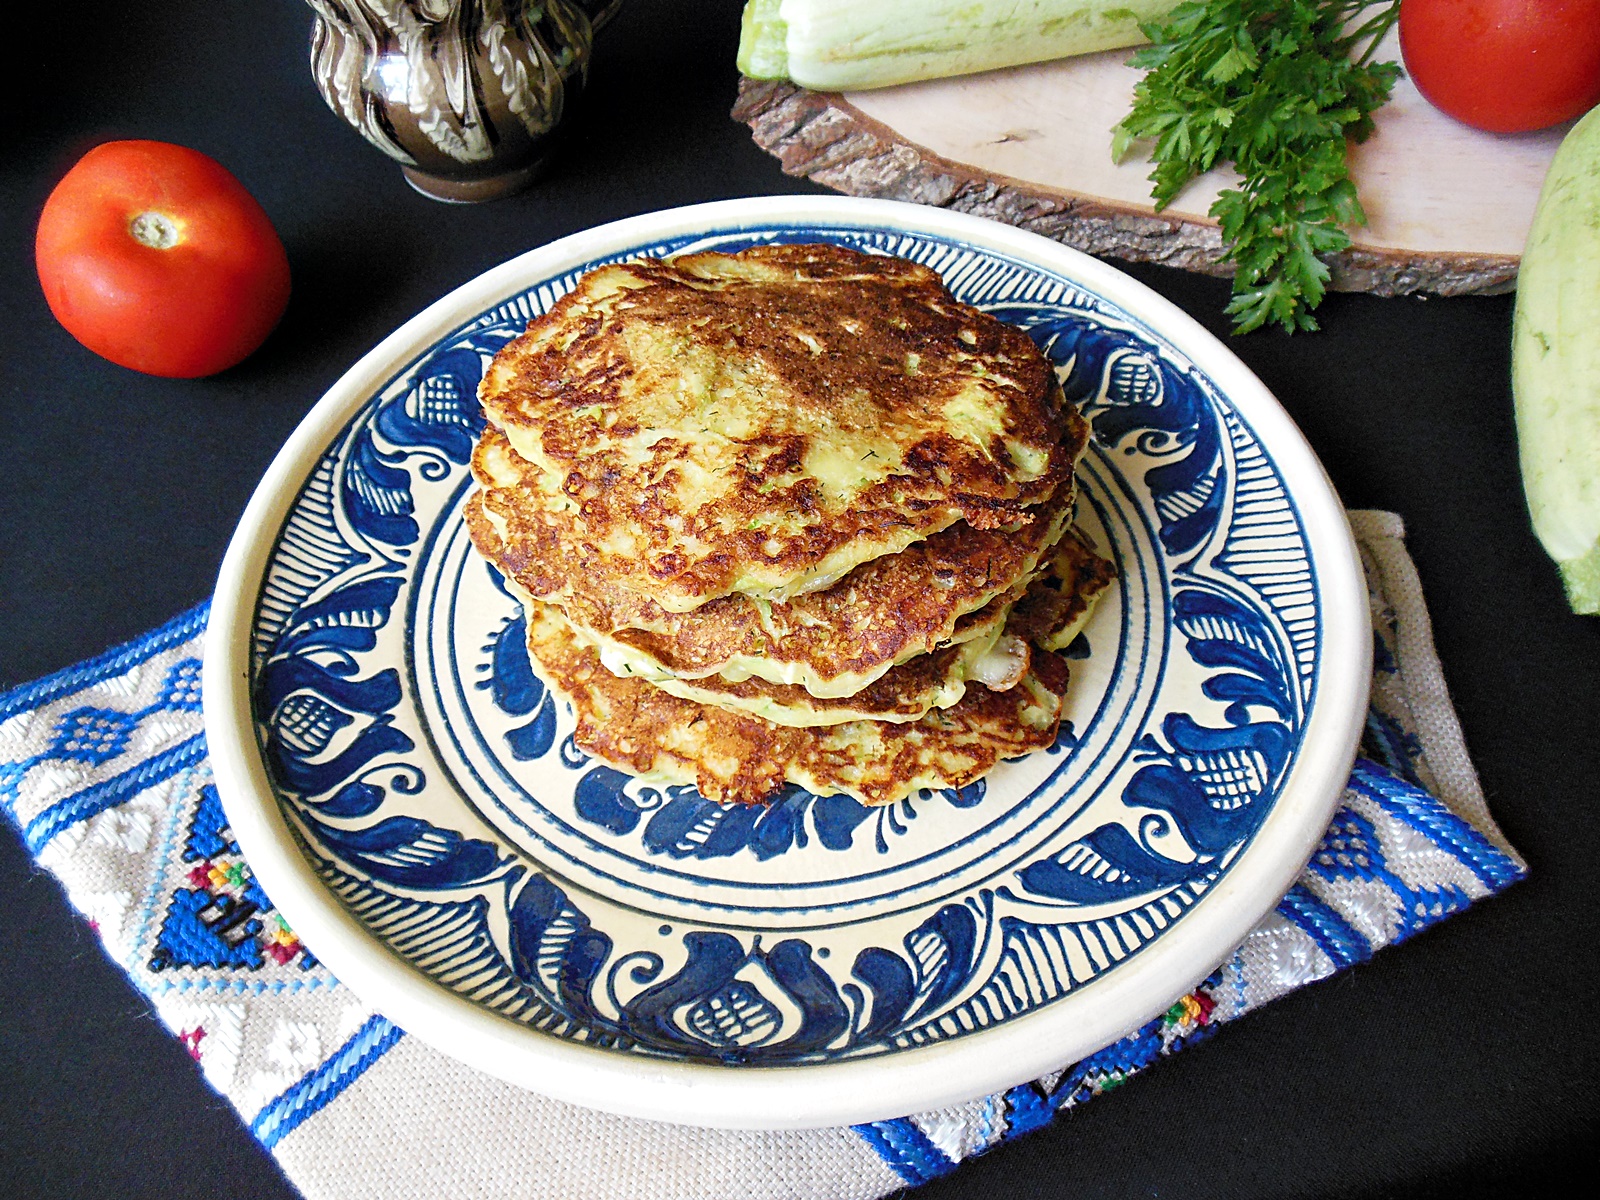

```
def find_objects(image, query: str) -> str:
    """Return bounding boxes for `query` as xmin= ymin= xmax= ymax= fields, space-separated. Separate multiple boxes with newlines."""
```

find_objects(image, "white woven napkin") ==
xmin=0 ymin=510 xmax=1525 ymax=1200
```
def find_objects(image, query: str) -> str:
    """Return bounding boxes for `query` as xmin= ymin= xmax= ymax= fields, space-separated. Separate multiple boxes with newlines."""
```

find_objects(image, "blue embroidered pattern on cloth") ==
xmin=0 ymin=514 xmax=1526 ymax=1197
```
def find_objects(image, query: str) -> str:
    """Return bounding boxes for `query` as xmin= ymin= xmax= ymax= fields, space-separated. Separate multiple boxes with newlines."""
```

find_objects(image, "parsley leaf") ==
xmin=1115 ymin=0 xmax=1402 ymax=333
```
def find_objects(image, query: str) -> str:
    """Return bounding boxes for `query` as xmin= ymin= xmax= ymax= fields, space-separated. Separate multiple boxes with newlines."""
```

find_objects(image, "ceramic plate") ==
xmin=204 ymin=197 xmax=1369 ymax=1129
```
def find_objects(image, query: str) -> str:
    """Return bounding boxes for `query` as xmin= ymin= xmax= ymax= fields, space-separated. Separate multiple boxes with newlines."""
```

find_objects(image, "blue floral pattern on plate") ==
xmin=249 ymin=223 xmax=1319 ymax=1065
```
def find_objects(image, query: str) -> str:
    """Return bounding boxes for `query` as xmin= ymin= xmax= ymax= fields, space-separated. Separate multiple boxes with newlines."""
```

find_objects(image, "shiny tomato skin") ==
xmin=1399 ymin=0 xmax=1600 ymax=133
xmin=35 ymin=140 xmax=291 ymax=378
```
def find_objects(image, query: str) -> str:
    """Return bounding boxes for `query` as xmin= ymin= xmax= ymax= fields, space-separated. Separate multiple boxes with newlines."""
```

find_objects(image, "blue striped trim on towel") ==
xmin=24 ymin=732 xmax=209 ymax=853
xmin=852 ymin=1118 xmax=957 ymax=1187
xmin=1347 ymin=758 xmax=1525 ymax=892
xmin=250 ymin=1015 xmax=405 ymax=1149
xmin=0 ymin=603 xmax=209 ymax=723
xmin=1276 ymin=883 xmax=1372 ymax=969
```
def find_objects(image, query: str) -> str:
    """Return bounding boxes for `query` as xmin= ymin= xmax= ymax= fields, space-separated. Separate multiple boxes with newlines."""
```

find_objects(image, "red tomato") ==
xmin=35 ymin=141 xmax=291 ymax=378
xmin=1399 ymin=0 xmax=1600 ymax=133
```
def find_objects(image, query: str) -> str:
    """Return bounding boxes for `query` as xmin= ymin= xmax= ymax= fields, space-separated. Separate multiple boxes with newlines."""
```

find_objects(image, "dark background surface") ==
xmin=2 ymin=1 xmax=1595 ymax=1196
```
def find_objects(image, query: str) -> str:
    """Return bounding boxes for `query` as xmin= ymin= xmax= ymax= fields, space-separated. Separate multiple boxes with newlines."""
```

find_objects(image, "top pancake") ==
xmin=478 ymin=243 xmax=1075 ymax=612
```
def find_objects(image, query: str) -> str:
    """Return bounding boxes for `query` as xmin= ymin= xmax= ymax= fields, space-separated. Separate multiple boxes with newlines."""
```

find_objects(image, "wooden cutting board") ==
xmin=734 ymin=31 xmax=1567 ymax=295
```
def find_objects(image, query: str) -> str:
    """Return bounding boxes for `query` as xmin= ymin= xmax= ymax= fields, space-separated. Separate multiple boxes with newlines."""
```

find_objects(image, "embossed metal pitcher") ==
xmin=305 ymin=1 xmax=623 ymax=202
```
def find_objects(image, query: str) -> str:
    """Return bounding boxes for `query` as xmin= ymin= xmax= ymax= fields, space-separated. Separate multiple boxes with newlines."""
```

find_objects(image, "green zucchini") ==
xmin=1513 ymin=104 xmax=1600 ymax=614
xmin=737 ymin=0 xmax=1179 ymax=92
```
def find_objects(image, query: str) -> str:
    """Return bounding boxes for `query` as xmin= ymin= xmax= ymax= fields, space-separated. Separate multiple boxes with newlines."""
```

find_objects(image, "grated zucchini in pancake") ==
xmin=477 ymin=242 xmax=1080 ymax=613
xmin=519 ymin=598 xmax=1070 ymax=807
xmin=466 ymin=420 xmax=1086 ymax=697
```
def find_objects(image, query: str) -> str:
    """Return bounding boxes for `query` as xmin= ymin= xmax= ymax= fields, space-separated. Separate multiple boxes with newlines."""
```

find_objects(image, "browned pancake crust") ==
xmin=1008 ymin=526 xmax=1119 ymax=649
xmin=544 ymin=589 xmax=1018 ymax=726
xmin=478 ymin=243 xmax=1081 ymax=610
xmin=467 ymin=426 xmax=1081 ymax=694
xmin=522 ymin=600 xmax=1070 ymax=806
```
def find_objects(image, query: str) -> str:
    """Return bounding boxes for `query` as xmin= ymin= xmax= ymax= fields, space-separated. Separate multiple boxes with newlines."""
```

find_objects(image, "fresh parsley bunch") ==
xmin=1114 ymin=0 xmax=1402 ymax=333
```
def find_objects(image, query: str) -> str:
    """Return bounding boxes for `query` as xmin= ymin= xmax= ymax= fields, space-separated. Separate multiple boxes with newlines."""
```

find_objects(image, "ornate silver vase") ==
xmin=305 ymin=1 xmax=623 ymax=202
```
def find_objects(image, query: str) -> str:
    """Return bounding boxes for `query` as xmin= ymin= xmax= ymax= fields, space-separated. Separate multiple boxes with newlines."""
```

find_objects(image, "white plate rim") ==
xmin=203 ymin=194 xmax=1370 ymax=1130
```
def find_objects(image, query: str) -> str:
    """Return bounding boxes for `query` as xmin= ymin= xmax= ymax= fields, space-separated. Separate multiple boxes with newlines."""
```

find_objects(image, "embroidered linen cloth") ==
xmin=0 ymin=509 xmax=1525 ymax=1200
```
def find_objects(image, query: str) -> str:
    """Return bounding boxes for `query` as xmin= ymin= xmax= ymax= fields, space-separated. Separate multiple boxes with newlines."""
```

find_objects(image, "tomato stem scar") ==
xmin=128 ymin=210 xmax=181 ymax=250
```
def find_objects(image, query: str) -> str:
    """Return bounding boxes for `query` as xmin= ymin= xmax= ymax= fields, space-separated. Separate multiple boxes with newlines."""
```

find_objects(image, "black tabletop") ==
xmin=3 ymin=2 xmax=1596 ymax=1197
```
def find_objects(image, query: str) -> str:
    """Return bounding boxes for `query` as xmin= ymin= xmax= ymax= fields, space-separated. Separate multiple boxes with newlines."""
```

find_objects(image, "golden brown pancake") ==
xmin=1007 ymin=527 xmax=1119 ymax=651
xmin=528 ymin=585 xmax=1023 ymax=727
xmin=512 ymin=530 xmax=1115 ymax=730
xmin=467 ymin=425 xmax=1081 ymax=697
xmin=477 ymin=243 xmax=1082 ymax=612
xmin=520 ymin=598 xmax=1070 ymax=806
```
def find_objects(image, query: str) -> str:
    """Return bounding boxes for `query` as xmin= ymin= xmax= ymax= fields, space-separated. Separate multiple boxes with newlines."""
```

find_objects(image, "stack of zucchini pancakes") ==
xmin=465 ymin=244 xmax=1114 ymax=806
